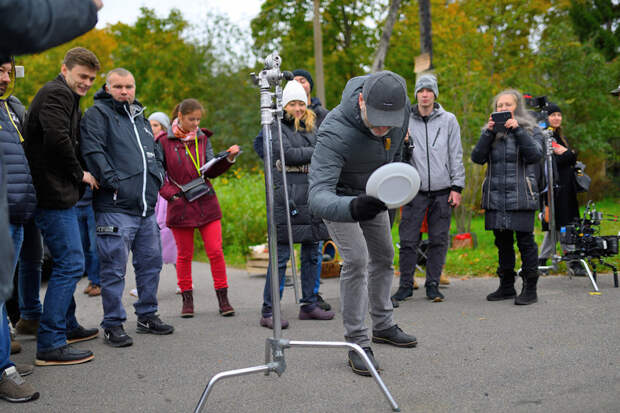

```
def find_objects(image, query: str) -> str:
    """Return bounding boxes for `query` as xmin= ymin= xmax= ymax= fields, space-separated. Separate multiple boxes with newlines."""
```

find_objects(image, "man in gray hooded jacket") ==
xmin=309 ymin=71 xmax=417 ymax=377
xmin=392 ymin=73 xmax=465 ymax=304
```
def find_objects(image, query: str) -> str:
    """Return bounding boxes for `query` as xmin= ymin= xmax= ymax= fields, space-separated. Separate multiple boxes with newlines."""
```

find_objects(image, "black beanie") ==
xmin=0 ymin=54 xmax=12 ymax=65
xmin=292 ymin=69 xmax=314 ymax=92
xmin=546 ymin=102 xmax=561 ymax=115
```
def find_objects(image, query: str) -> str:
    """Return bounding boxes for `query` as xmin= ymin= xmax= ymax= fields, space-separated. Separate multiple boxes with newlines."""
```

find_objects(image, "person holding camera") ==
xmin=471 ymin=89 xmax=544 ymax=305
xmin=259 ymin=80 xmax=335 ymax=330
xmin=538 ymin=103 xmax=583 ymax=275
xmin=158 ymin=99 xmax=240 ymax=319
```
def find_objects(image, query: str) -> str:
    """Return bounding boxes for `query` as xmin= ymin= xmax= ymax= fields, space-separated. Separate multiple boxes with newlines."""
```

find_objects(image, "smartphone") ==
xmin=491 ymin=111 xmax=512 ymax=132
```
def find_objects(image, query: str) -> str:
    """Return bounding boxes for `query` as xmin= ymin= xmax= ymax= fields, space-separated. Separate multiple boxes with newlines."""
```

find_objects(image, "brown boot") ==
xmin=16 ymin=319 xmax=39 ymax=336
xmin=439 ymin=273 xmax=451 ymax=285
xmin=181 ymin=290 xmax=194 ymax=318
xmin=215 ymin=288 xmax=235 ymax=317
xmin=88 ymin=285 xmax=101 ymax=297
xmin=10 ymin=338 xmax=22 ymax=355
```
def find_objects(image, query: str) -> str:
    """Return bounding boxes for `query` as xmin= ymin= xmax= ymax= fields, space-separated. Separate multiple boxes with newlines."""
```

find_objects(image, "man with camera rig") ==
xmin=309 ymin=71 xmax=418 ymax=377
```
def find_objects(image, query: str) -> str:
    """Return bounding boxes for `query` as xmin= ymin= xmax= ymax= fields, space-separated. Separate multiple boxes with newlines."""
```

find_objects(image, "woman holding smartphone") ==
xmin=159 ymin=99 xmax=240 ymax=318
xmin=471 ymin=89 xmax=544 ymax=305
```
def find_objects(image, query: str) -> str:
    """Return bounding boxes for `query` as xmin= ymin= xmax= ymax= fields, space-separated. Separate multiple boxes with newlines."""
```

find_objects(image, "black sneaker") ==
xmin=347 ymin=347 xmax=380 ymax=377
xmin=391 ymin=286 xmax=413 ymax=302
xmin=104 ymin=325 xmax=133 ymax=348
xmin=316 ymin=294 xmax=332 ymax=311
xmin=136 ymin=314 xmax=174 ymax=335
xmin=372 ymin=324 xmax=417 ymax=348
xmin=35 ymin=344 xmax=94 ymax=366
xmin=426 ymin=282 xmax=445 ymax=302
xmin=66 ymin=325 xmax=99 ymax=344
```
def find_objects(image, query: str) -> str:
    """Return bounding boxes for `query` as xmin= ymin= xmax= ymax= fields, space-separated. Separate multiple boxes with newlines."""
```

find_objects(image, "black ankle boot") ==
xmin=487 ymin=269 xmax=517 ymax=301
xmin=515 ymin=272 xmax=538 ymax=305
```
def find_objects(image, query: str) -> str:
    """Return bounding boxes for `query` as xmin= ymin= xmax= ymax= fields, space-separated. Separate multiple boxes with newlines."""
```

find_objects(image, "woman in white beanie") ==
xmin=259 ymin=80 xmax=334 ymax=329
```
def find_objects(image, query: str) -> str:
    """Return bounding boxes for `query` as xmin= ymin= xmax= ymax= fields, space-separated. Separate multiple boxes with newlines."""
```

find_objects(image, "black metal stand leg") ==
xmin=597 ymin=260 xmax=618 ymax=288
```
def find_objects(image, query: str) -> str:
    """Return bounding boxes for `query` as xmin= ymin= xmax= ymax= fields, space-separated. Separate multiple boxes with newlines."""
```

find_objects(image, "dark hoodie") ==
xmin=308 ymin=75 xmax=410 ymax=222
xmin=80 ymin=86 xmax=164 ymax=217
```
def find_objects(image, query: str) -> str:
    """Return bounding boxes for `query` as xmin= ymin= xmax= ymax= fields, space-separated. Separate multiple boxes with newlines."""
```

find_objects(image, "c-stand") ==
xmin=194 ymin=52 xmax=401 ymax=412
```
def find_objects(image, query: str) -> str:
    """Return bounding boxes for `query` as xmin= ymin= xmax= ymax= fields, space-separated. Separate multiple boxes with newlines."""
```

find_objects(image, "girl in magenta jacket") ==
xmin=158 ymin=99 xmax=240 ymax=317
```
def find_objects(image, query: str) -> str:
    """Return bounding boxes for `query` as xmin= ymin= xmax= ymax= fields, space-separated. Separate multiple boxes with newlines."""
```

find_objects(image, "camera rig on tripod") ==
xmin=560 ymin=201 xmax=619 ymax=291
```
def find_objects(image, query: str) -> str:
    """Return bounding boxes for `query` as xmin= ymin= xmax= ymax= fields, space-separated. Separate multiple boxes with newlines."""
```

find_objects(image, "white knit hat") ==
xmin=148 ymin=112 xmax=171 ymax=131
xmin=282 ymin=80 xmax=308 ymax=107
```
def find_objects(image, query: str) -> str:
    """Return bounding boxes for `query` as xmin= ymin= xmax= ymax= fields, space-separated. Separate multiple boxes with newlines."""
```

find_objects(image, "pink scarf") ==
xmin=172 ymin=117 xmax=198 ymax=142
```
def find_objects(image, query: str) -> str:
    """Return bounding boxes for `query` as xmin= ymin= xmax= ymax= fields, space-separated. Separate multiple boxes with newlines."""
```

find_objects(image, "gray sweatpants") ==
xmin=324 ymin=210 xmax=395 ymax=348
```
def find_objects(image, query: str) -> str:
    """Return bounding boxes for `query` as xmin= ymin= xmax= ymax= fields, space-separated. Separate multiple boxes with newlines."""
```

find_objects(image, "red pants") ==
xmin=171 ymin=220 xmax=228 ymax=291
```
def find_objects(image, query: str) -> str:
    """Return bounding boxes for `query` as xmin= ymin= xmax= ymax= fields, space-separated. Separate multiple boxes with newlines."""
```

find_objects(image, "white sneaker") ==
xmin=129 ymin=289 xmax=138 ymax=297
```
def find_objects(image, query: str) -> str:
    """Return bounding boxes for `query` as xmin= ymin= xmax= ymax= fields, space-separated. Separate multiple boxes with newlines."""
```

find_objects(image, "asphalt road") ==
xmin=6 ymin=262 xmax=620 ymax=413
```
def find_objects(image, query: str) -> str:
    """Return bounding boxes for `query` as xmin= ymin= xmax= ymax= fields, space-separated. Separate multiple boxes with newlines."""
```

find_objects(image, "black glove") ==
xmin=349 ymin=195 xmax=387 ymax=221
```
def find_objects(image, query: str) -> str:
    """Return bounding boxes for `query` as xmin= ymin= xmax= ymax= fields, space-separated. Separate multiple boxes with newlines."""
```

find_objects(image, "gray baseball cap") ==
xmin=610 ymin=84 xmax=620 ymax=96
xmin=362 ymin=71 xmax=408 ymax=128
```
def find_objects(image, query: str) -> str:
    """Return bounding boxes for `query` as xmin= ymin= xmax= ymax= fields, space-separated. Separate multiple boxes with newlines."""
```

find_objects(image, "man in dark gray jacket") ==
xmin=81 ymin=68 xmax=173 ymax=349
xmin=392 ymin=74 xmax=465 ymax=304
xmin=309 ymin=71 xmax=417 ymax=377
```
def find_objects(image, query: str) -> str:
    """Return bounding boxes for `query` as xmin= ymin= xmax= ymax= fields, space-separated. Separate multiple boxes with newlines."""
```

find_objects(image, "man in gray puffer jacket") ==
xmin=393 ymin=74 xmax=465 ymax=304
xmin=309 ymin=71 xmax=418 ymax=377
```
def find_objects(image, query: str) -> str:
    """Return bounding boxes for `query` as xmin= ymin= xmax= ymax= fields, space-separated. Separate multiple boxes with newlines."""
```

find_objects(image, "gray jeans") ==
xmin=324 ymin=210 xmax=395 ymax=347
xmin=539 ymin=230 xmax=563 ymax=260
xmin=398 ymin=192 xmax=452 ymax=287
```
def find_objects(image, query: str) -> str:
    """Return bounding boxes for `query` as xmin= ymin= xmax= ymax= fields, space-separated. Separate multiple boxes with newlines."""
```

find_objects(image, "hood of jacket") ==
xmin=93 ymin=86 xmax=145 ymax=117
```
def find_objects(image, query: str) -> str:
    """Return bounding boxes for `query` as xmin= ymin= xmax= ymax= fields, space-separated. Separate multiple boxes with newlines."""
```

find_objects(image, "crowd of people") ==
xmin=0 ymin=0 xmax=617 ymax=405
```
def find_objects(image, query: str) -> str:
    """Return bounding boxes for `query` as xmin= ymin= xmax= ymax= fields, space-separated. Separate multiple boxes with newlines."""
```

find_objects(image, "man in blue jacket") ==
xmin=0 ymin=54 xmax=39 ymax=403
xmin=81 ymin=68 xmax=173 ymax=349
xmin=309 ymin=71 xmax=418 ymax=377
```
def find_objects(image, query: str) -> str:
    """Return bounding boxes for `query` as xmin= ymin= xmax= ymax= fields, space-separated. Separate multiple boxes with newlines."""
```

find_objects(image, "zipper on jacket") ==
xmin=432 ymin=128 xmax=441 ymax=147
xmin=125 ymin=106 xmax=148 ymax=217
xmin=424 ymin=118 xmax=431 ymax=191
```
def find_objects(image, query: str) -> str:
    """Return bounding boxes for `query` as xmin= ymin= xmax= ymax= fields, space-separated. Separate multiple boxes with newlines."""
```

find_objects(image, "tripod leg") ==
xmin=582 ymin=259 xmax=599 ymax=292
xmin=194 ymin=365 xmax=273 ymax=413
xmin=597 ymin=260 xmax=618 ymax=288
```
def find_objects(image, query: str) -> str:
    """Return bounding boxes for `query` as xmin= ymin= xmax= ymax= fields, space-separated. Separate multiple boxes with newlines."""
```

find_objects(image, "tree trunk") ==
xmin=418 ymin=0 xmax=433 ymax=70
xmin=372 ymin=0 xmax=402 ymax=73
xmin=313 ymin=0 xmax=326 ymax=106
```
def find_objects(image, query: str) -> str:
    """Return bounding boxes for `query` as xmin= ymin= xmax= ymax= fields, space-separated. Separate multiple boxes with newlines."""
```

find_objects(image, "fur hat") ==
xmin=148 ymin=112 xmax=171 ymax=132
xmin=282 ymin=80 xmax=308 ymax=107
xmin=414 ymin=73 xmax=438 ymax=98
xmin=292 ymin=69 xmax=314 ymax=92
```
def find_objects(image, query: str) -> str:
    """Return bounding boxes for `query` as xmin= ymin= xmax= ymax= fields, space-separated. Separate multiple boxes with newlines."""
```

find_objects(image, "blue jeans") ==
xmin=314 ymin=241 xmax=323 ymax=294
xmin=18 ymin=220 xmax=43 ymax=320
xmin=0 ymin=304 xmax=13 ymax=372
xmin=77 ymin=205 xmax=100 ymax=286
xmin=96 ymin=213 xmax=162 ymax=328
xmin=261 ymin=242 xmax=320 ymax=316
xmin=1 ymin=225 xmax=24 ymax=371
xmin=35 ymin=207 xmax=84 ymax=352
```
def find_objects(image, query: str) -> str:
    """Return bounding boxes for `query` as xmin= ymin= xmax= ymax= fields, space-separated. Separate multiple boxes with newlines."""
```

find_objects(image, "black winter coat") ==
xmin=0 ymin=151 xmax=14 ymax=301
xmin=80 ymin=87 xmax=164 ymax=217
xmin=0 ymin=96 xmax=36 ymax=224
xmin=272 ymin=116 xmax=329 ymax=243
xmin=24 ymin=75 xmax=84 ymax=209
xmin=542 ymin=130 xmax=580 ymax=230
xmin=0 ymin=0 xmax=98 ymax=56
xmin=471 ymin=126 xmax=544 ymax=231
